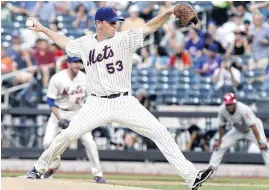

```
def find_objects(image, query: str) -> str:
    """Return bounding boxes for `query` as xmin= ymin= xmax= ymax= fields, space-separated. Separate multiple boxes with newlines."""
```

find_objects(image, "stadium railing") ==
xmin=1 ymin=66 xmax=38 ymax=107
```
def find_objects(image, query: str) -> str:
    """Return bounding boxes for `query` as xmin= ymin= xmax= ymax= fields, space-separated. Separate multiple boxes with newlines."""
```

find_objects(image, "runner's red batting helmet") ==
xmin=223 ymin=93 xmax=237 ymax=105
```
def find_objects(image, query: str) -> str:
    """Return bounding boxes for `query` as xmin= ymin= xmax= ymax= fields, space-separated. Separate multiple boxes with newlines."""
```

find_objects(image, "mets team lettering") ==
xmin=61 ymin=86 xmax=83 ymax=96
xmin=47 ymin=70 xmax=87 ymax=110
xmin=87 ymin=45 xmax=114 ymax=66
xmin=87 ymin=45 xmax=123 ymax=74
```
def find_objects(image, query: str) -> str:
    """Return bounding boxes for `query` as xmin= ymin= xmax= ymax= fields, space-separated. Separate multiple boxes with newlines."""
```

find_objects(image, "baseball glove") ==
xmin=58 ymin=119 xmax=70 ymax=129
xmin=174 ymin=3 xmax=199 ymax=27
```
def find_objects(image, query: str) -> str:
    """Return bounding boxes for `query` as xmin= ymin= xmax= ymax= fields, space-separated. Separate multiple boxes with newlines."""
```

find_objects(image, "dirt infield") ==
xmin=1 ymin=178 xmax=155 ymax=190
xmin=109 ymin=179 xmax=269 ymax=188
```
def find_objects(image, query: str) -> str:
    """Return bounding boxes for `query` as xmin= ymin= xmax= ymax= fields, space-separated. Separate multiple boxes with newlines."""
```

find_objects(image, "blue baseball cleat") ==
xmin=94 ymin=176 xmax=106 ymax=183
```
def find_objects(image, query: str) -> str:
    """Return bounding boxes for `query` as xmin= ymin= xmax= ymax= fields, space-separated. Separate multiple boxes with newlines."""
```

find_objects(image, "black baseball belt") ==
xmin=91 ymin=92 xmax=129 ymax=99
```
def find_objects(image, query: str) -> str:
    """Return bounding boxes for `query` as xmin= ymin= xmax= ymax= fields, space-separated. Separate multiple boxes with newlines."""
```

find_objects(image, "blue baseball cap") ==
xmin=67 ymin=56 xmax=82 ymax=63
xmin=208 ymin=43 xmax=218 ymax=53
xmin=95 ymin=7 xmax=124 ymax=22
xmin=208 ymin=20 xmax=217 ymax=26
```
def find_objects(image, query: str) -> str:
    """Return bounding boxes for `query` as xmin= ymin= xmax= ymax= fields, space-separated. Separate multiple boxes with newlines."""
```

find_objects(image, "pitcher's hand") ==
xmin=26 ymin=17 xmax=45 ymax=32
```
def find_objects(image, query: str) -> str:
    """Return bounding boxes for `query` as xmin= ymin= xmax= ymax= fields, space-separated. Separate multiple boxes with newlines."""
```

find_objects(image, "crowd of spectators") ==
xmin=1 ymin=1 xmax=269 ymax=105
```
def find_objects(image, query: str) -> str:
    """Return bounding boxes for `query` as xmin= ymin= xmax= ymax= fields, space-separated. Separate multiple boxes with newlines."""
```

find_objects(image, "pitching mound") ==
xmin=1 ymin=177 xmax=154 ymax=190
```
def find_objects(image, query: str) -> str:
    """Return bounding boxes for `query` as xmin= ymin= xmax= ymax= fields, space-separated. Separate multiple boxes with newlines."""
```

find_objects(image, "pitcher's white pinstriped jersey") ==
xmin=47 ymin=70 xmax=87 ymax=111
xmin=66 ymin=29 xmax=144 ymax=95
xmin=218 ymin=101 xmax=257 ymax=133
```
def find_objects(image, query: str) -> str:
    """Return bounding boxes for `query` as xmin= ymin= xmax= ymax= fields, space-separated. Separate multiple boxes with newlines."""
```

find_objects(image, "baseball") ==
xmin=26 ymin=19 xmax=34 ymax=27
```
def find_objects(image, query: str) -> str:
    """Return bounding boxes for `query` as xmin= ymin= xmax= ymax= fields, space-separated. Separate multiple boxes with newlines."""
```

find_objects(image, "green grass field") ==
xmin=2 ymin=172 xmax=269 ymax=190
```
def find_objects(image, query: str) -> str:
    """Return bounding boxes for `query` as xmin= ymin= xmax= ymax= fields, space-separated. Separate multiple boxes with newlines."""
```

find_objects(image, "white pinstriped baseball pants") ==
xmin=35 ymin=95 xmax=199 ymax=187
xmin=43 ymin=110 xmax=103 ymax=177
xmin=209 ymin=118 xmax=269 ymax=171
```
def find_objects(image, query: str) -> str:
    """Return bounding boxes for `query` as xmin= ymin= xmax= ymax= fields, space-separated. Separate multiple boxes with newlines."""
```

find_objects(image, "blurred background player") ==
xmin=209 ymin=93 xmax=269 ymax=172
xmin=43 ymin=56 xmax=106 ymax=183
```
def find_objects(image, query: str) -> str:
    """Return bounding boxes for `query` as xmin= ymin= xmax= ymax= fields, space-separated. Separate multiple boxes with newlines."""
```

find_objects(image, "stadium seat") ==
xmin=237 ymin=90 xmax=246 ymax=100
xmin=157 ymin=69 xmax=169 ymax=77
xmin=239 ymin=73 xmax=248 ymax=88
xmin=167 ymin=69 xmax=181 ymax=77
xmin=56 ymin=15 xmax=76 ymax=24
xmin=137 ymin=83 xmax=149 ymax=91
xmin=66 ymin=29 xmax=85 ymax=37
xmin=242 ymin=85 xmax=259 ymax=100
xmin=159 ymin=76 xmax=178 ymax=85
xmin=176 ymin=87 xmax=189 ymax=104
xmin=260 ymin=91 xmax=269 ymax=99
xmin=1 ymin=23 xmax=15 ymax=34
xmin=185 ymin=88 xmax=200 ymax=105
xmin=10 ymin=1 xmax=21 ymax=7
xmin=178 ymin=76 xmax=190 ymax=84
xmin=3 ymin=35 xmax=12 ymax=42
xmin=243 ymin=70 xmax=254 ymax=79
xmin=1 ymin=19 xmax=13 ymax=27
xmin=210 ymin=91 xmax=222 ymax=105
xmin=252 ymin=68 xmax=266 ymax=77
xmin=260 ymin=77 xmax=269 ymax=98
xmin=1 ymin=41 xmax=10 ymax=48
xmin=262 ymin=77 xmax=269 ymax=90
xmin=192 ymin=1 xmax=213 ymax=10
xmin=14 ymin=15 xmax=27 ymax=24
xmin=164 ymin=91 xmax=179 ymax=105
xmin=131 ymin=68 xmax=138 ymax=76
xmin=240 ymin=55 xmax=251 ymax=65
xmin=138 ymin=69 xmax=152 ymax=77
xmin=147 ymin=77 xmax=158 ymax=85
xmin=148 ymin=84 xmax=158 ymax=94
xmin=179 ymin=69 xmax=191 ymax=77
xmin=58 ymin=22 xmax=75 ymax=30
xmin=252 ymin=81 xmax=264 ymax=92
xmin=199 ymin=76 xmax=213 ymax=88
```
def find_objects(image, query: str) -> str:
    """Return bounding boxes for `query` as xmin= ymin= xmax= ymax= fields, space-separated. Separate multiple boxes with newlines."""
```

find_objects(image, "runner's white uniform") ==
xmin=34 ymin=29 xmax=199 ymax=188
xmin=209 ymin=101 xmax=269 ymax=170
xmin=44 ymin=69 xmax=103 ymax=177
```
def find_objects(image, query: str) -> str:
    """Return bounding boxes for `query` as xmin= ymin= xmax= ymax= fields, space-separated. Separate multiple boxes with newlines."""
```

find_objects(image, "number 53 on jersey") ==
xmin=106 ymin=60 xmax=123 ymax=74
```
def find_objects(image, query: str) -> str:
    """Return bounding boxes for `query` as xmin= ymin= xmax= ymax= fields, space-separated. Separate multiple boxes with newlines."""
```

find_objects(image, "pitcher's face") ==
xmin=96 ymin=20 xmax=117 ymax=37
